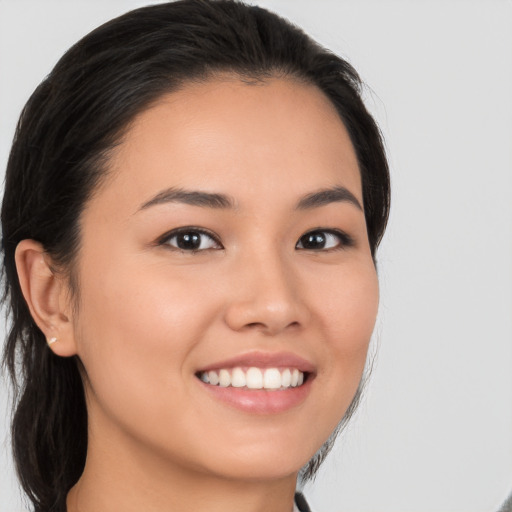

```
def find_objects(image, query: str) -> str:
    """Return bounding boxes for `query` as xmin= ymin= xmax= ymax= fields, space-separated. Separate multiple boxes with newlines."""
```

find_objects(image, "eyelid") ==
xmin=157 ymin=226 xmax=223 ymax=250
xmin=295 ymin=228 xmax=354 ymax=251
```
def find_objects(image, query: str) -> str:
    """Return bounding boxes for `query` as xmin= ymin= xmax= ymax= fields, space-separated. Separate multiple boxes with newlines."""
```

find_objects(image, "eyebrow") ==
xmin=139 ymin=188 xmax=235 ymax=210
xmin=138 ymin=185 xmax=362 ymax=212
xmin=296 ymin=186 xmax=362 ymax=211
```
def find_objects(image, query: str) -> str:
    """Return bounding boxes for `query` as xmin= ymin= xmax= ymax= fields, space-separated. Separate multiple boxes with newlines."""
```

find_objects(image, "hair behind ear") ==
xmin=10 ymin=348 xmax=87 ymax=512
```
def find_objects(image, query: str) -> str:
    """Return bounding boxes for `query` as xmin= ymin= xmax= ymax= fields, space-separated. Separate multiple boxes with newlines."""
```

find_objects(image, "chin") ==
xmin=205 ymin=456 xmax=306 ymax=483
xmin=190 ymin=431 xmax=325 ymax=483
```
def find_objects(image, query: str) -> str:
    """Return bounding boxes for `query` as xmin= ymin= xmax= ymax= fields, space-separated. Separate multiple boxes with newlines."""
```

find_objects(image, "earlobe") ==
xmin=15 ymin=239 xmax=77 ymax=357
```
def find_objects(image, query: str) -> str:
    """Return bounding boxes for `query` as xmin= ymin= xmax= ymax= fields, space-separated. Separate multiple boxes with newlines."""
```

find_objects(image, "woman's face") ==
xmin=71 ymin=77 xmax=379 ymax=481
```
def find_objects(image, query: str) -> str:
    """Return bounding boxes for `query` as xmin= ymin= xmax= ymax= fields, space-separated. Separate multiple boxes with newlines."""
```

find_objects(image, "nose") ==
xmin=223 ymin=249 xmax=310 ymax=336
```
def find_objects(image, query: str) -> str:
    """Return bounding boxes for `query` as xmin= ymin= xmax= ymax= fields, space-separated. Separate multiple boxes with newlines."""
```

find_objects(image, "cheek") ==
xmin=79 ymin=254 xmax=214 ymax=338
xmin=312 ymin=259 xmax=379 ymax=389
xmin=317 ymin=257 xmax=378 ymax=335
xmin=73 ymin=260 xmax=220 ymax=413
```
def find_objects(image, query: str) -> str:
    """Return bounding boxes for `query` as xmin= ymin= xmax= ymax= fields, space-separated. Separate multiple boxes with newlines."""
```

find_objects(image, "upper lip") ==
xmin=196 ymin=351 xmax=316 ymax=374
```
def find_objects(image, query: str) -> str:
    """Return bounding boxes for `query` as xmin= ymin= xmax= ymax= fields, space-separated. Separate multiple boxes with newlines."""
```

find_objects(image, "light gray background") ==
xmin=1 ymin=1 xmax=511 ymax=511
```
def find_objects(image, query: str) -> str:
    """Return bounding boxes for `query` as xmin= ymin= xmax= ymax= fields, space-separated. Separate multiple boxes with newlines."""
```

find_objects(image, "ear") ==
xmin=15 ymin=239 xmax=77 ymax=357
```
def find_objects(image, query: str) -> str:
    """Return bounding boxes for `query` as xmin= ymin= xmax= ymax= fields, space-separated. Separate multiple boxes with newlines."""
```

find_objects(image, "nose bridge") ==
xmin=224 ymin=242 xmax=308 ymax=334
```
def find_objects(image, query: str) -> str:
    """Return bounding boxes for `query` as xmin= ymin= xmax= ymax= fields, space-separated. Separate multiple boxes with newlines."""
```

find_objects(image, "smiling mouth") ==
xmin=196 ymin=367 xmax=307 ymax=390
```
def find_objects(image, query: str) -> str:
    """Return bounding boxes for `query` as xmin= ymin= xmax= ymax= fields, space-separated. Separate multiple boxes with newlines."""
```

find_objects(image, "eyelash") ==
xmin=157 ymin=226 xmax=354 ymax=253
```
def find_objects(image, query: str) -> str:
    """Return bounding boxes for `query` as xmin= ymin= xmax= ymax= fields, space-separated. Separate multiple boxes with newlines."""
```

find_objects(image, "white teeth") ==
xmin=246 ymin=367 xmax=263 ymax=389
xmin=208 ymin=370 xmax=219 ymax=385
xmin=263 ymin=368 xmax=281 ymax=389
xmin=198 ymin=367 xmax=306 ymax=390
xmin=231 ymin=367 xmax=246 ymax=388
xmin=219 ymin=369 xmax=230 ymax=387
xmin=281 ymin=368 xmax=291 ymax=387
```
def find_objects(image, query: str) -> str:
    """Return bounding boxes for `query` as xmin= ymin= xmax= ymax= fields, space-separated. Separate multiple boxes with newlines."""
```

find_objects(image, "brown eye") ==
xmin=296 ymin=230 xmax=352 ymax=251
xmin=162 ymin=229 xmax=222 ymax=251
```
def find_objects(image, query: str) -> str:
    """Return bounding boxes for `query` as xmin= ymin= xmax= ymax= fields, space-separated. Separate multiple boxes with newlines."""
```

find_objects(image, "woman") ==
xmin=1 ymin=1 xmax=390 ymax=511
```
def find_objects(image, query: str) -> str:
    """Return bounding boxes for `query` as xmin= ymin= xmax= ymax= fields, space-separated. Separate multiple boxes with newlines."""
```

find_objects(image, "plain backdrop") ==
xmin=1 ymin=1 xmax=511 ymax=511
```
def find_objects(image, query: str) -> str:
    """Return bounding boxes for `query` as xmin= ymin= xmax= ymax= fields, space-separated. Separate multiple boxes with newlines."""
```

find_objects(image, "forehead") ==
xmin=100 ymin=77 xmax=362 ymax=212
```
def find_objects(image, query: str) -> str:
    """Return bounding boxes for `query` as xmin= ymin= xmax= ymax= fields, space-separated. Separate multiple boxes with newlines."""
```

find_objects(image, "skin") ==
xmin=16 ymin=77 xmax=379 ymax=512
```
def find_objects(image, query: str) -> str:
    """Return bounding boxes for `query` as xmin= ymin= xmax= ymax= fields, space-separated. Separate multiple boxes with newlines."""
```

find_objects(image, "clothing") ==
xmin=294 ymin=492 xmax=312 ymax=512
xmin=498 ymin=491 xmax=512 ymax=512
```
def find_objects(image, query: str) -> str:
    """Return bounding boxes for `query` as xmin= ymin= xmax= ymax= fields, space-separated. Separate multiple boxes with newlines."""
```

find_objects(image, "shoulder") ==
xmin=498 ymin=491 xmax=512 ymax=512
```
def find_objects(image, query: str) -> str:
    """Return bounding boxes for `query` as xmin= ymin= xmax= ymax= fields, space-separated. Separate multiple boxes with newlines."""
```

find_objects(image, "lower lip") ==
xmin=198 ymin=377 xmax=313 ymax=414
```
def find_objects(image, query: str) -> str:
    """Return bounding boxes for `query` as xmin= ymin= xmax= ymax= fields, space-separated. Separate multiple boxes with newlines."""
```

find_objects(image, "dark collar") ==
xmin=294 ymin=492 xmax=312 ymax=512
